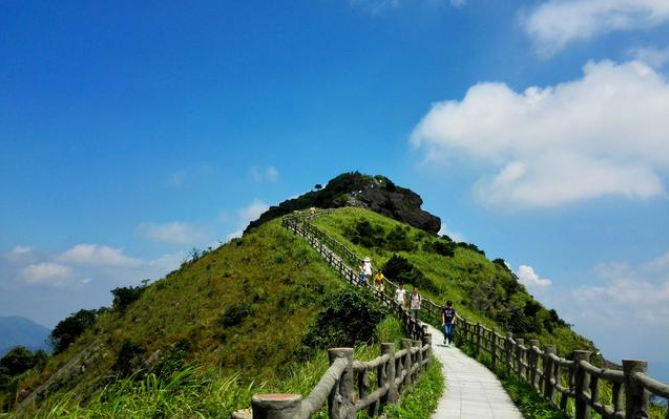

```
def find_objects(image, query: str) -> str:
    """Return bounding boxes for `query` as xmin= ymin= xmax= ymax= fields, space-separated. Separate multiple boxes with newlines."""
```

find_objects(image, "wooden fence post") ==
xmin=401 ymin=339 xmax=413 ymax=392
xmin=422 ymin=333 xmax=432 ymax=363
xmin=543 ymin=345 xmax=556 ymax=404
xmin=505 ymin=332 xmax=513 ymax=368
xmin=380 ymin=343 xmax=399 ymax=405
xmin=529 ymin=339 xmax=540 ymax=387
xmin=491 ymin=332 xmax=498 ymax=369
xmin=573 ymin=350 xmax=591 ymax=419
xmin=251 ymin=394 xmax=302 ymax=419
xmin=413 ymin=340 xmax=423 ymax=379
xmin=515 ymin=338 xmax=524 ymax=377
xmin=623 ymin=359 xmax=649 ymax=419
xmin=328 ymin=348 xmax=355 ymax=419
xmin=476 ymin=322 xmax=482 ymax=358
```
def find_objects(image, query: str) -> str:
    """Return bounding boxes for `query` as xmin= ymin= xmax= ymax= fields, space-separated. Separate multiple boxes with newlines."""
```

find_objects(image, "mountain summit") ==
xmin=247 ymin=172 xmax=441 ymax=234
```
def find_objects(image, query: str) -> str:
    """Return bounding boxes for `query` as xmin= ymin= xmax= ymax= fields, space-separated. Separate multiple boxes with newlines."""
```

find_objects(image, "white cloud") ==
xmin=250 ymin=166 xmax=280 ymax=183
xmin=137 ymin=222 xmax=205 ymax=245
xmin=411 ymin=60 xmax=669 ymax=209
xmin=59 ymin=244 xmax=144 ymax=268
xmin=11 ymin=245 xmax=32 ymax=256
xmin=350 ymin=0 xmax=464 ymax=15
xmin=630 ymin=45 xmax=669 ymax=69
xmin=438 ymin=224 xmax=465 ymax=242
xmin=523 ymin=0 xmax=669 ymax=56
xmin=20 ymin=263 xmax=73 ymax=287
xmin=516 ymin=265 xmax=552 ymax=288
xmin=5 ymin=245 xmax=34 ymax=263
xmin=574 ymin=256 xmax=669 ymax=325
xmin=226 ymin=200 xmax=270 ymax=240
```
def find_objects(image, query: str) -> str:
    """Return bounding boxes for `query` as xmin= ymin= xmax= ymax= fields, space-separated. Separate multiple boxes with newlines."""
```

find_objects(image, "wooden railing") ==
xmin=459 ymin=320 xmax=669 ymax=419
xmin=281 ymin=212 xmax=669 ymax=419
xmin=231 ymin=216 xmax=434 ymax=419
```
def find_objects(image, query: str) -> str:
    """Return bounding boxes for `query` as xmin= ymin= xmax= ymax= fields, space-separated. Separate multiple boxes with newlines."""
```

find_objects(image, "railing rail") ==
xmin=274 ymin=211 xmax=669 ymax=419
xmin=234 ymin=215 xmax=434 ymax=419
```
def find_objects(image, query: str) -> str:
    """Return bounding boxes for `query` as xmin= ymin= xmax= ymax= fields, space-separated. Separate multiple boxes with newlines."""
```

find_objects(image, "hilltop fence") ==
xmin=278 ymin=211 xmax=669 ymax=419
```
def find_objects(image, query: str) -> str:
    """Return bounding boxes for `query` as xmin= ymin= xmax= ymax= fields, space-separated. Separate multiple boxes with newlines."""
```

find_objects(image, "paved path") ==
xmin=427 ymin=324 xmax=524 ymax=419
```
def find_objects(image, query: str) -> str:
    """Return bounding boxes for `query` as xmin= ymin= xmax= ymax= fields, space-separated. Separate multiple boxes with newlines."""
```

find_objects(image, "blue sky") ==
xmin=2 ymin=0 xmax=669 ymax=381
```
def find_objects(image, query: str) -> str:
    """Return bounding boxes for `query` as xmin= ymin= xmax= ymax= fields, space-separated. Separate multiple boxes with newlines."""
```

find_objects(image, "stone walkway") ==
xmin=426 ymin=324 xmax=524 ymax=419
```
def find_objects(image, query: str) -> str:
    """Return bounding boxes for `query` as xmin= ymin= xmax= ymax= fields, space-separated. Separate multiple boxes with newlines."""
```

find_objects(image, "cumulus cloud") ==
xmin=516 ymin=265 xmax=552 ymax=288
xmin=574 ymin=255 xmax=669 ymax=325
xmin=411 ymin=60 xmax=669 ymax=209
xmin=20 ymin=263 xmax=73 ymax=287
xmin=250 ymin=166 xmax=279 ymax=183
xmin=58 ymin=244 xmax=144 ymax=268
xmin=523 ymin=0 xmax=669 ymax=56
xmin=137 ymin=222 xmax=205 ymax=245
xmin=630 ymin=46 xmax=669 ymax=69
xmin=226 ymin=200 xmax=270 ymax=240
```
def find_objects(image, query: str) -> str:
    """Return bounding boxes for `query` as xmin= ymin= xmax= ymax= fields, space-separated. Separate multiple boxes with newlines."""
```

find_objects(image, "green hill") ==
xmin=2 ymin=173 xmax=596 ymax=417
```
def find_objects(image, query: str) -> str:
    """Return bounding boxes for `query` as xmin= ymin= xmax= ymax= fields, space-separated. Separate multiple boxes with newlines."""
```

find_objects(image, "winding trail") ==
xmin=426 ymin=324 xmax=523 ymax=419
xmin=286 ymin=215 xmax=524 ymax=419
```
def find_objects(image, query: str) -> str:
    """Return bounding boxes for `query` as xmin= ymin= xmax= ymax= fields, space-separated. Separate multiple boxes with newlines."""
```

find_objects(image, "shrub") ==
xmin=112 ymin=341 xmax=144 ymax=378
xmin=219 ymin=304 xmax=253 ymax=328
xmin=111 ymin=285 xmax=146 ymax=313
xmin=432 ymin=240 xmax=455 ymax=257
xmin=303 ymin=287 xmax=386 ymax=349
xmin=385 ymin=226 xmax=414 ymax=252
xmin=383 ymin=254 xmax=438 ymax=293
xmin=50 ymin=309 xmax=99 ymax=353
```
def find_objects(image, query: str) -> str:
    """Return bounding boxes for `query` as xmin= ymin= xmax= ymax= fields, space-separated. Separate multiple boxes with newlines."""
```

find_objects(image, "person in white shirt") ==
xmin=410 ymin=287 xmax=421 ymax=321
xmin=396 ymin=283 xmax=406 ymax=305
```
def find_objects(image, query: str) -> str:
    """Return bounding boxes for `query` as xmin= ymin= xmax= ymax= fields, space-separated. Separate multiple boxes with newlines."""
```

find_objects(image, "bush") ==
xmin=303 ymin=287 xmax=386 ymax=349
xmin=219 ymin=304 xmax=253 ymax=328
xmin=383 ymin=254 xmax=438 ymax=293
xmin=385 ymin=226 xmax=414 ymax=252
xmin=50 ymin=309 xmax=99 ymax=353
xmin=349 ymin=220 xmax=386 ymax=248
xmin=111 ymin=285 xmax=146 ymax=313
xmin=432 ymin=240 xmax=455 ymax=257
xmin=0 ymin=347 xmax=45 ymax=376
xmin=112 ymin=341 xmax=144 ymax=378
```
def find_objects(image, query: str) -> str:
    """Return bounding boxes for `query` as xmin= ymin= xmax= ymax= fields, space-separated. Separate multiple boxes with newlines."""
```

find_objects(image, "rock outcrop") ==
xmin=246 ymin=172 xmax=441 ymax=234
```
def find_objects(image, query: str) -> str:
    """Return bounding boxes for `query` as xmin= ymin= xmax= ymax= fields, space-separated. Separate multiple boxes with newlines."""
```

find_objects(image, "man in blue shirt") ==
xmin=441 ymin=301 xmax=457 ymax=347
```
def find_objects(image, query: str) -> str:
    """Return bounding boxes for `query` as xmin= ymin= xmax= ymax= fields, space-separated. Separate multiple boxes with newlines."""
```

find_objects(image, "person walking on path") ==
xmin=410 ymin=287 xmax=421 ymax=321
xmin=441 ymin=300 xmax=457 ymax=347
xmin=396 ymin=283 xmax=406 ymax=305
xmin=373 ymin=270 xmax=385 ymax=293
xmin=362 ymin=257 xmax=372 ymax=284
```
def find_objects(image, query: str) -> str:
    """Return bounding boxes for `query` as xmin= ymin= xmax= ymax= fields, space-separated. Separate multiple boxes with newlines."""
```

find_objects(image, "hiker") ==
xmin=358 ymin=264 xmax=366 ymax=284
xmin=441 ymin=300 xmax=457 ymax=347
xmin=362 ymin=257 xmax=372 ymax=284
xmin=373 ymin=270 xmax=385 ymax=293
xmin=396 ymin=283 xmax=406 ymax=305
xmin=410 ymin=287 xmax=421 ymax=321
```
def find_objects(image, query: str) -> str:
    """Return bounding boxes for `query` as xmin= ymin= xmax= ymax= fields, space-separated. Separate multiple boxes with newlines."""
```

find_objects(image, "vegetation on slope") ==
xmin=312 ymin=207 xmax=594 ymax=356
xmin=4 ymin=218 xmax=397 ymax=414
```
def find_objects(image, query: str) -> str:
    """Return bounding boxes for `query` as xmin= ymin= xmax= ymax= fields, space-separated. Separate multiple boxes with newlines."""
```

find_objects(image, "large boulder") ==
xmin=246 ymin=172 xmax=441 ymax=234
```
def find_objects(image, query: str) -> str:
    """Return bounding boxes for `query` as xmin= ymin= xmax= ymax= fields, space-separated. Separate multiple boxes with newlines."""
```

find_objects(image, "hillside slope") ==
xmin=13 ymin=219 xmax=352 ymax=411
xmin=310 ymin=207 xmax=594 ymax=355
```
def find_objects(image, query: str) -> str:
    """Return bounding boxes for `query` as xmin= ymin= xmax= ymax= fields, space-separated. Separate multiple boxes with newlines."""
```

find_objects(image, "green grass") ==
xmin=383 ymin=357 xmax=444 ymax=419
xmin=3 ymin=316 xmax=414 ymax=419
xmin=13 ymin=219 xmax=351 ymax=411
xmin=311 ymin=207 xmax=593 ymax=356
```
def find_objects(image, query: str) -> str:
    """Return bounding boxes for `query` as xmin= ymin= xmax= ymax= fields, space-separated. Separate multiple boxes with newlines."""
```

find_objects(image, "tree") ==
xmin=0 ymin=347 xmax=38 ymax=376
xmin=111 ymin=285 xmax=145 ymax=313
xmin=314 ymin=184 xmax=322 ymax=191
xmin=50 ymin=309 xmax=98 ymax=353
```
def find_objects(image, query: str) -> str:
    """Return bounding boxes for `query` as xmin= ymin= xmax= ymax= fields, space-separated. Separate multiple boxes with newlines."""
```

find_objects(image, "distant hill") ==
xmin=0 ymin=316 xmax=51 ymax=357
